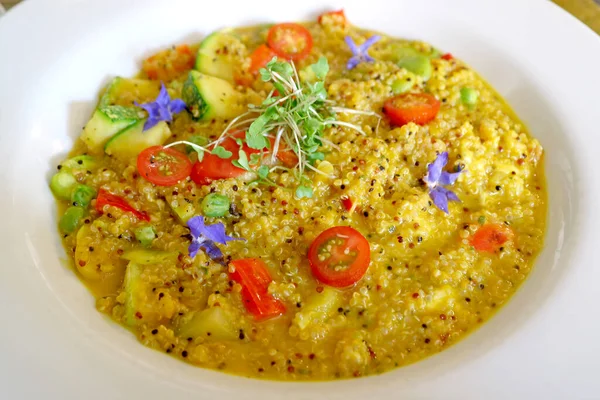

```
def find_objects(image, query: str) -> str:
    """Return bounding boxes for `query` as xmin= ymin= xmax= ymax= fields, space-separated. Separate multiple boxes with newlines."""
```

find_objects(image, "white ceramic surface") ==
xmin=1 ymin=0 xmax=599 ymax=398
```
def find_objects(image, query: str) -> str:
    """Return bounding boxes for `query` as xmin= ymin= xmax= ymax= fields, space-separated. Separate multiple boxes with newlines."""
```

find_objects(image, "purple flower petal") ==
xmin=188 ymin=241 xmax=201 ymax=258
xmin=359 ymin=35 xmax=380 ymax=52
xmin=426 ymin=152 xmax=449 ymax=184
xmin=429 ymin=187 xmax=449 ymax=214
xmin=439 ymin=171 xmax=462 ymax=186
xmin=345 ymin=36 xmax=360 ymax=56
xmin=200 ymin=241 xmax=223 ymax=261
xmin=347 ymin=57 xmax=360 ymax=70
xmin=187 ymin=215 xmax=207 ymax=238
xmin=169 ymin=98 xmax=187 ymax=114
xmin=135 ymin=81 xmax=186 ymax=132
xmin=201 ymin=222 xmax=244 ymax=244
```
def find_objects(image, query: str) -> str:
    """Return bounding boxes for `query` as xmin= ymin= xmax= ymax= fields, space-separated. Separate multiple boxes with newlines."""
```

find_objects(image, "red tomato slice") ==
xmin=267 ymin=23 xmax=313 ymax=61
xmin=383 ymin=93 xmax=441 ymax=127
xmin=471 ymin=223 xmax=514 ymax=253
xmin=317 ymin=9 xmax=347 ymax=26
xmin=308 ymin=226 xmax=371 ymax=287
xmin=95 ymin=189 xmax=150 ymax=221
xmin=137 ymin=146 xmax=192 ymax=187
xmin=268 ymin=137 xmax=298 ymax=168
xmin=190 ymin=133 xmax=258 ymax=186
xmin=341 ymin=197 xmax=353 ymax=211
xmin=249 ymin=44 xmax=277 ymax=75
xmin=229 ymin=258 xmax=286 ymax=321
xmin=441 ymin=53 xmax=454 ymax=60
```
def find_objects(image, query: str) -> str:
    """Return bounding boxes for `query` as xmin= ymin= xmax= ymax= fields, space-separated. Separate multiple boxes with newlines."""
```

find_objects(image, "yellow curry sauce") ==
xmin=53 ymin=14 xmax=546 ymax=380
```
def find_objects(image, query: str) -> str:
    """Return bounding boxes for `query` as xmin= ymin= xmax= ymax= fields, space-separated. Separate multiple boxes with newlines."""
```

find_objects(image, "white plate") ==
xmin=1 ymin=0 xmax=599 ymax=398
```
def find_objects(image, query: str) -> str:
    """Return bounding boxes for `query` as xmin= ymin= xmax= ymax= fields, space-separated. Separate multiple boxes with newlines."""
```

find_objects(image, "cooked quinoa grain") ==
xmin=54 ymin=17 xmax=546 ymax=381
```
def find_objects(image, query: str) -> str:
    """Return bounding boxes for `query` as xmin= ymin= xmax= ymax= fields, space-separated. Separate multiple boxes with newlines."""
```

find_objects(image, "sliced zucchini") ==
xmin=121 ymin=249 xmax=178 ymax=264
xmin=100 ymin=77 xmax=161 ymax=108
xmin=195 ymin=32 xmax=244 ymax=83
xmin=61 ymin=155 xmax=98 ymax=172
xmin=104 ymin=120 xmax=171 ymax=159
xmin=50 ymin=171 xmax=77 ymax=200
xmin=178 ymin=307 xmax=238 ymax=341
xmin=182 ymin=71 xmax=243 ymax=121
xmin=124 ymin=262 xmax=145 ymax=326
xmin=81 ymin=106 xmax=141 ymax=152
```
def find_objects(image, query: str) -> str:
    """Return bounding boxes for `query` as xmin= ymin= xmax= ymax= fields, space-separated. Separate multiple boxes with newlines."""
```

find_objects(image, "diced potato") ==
xmin=293 ymin=286 xmax=342 ymax=331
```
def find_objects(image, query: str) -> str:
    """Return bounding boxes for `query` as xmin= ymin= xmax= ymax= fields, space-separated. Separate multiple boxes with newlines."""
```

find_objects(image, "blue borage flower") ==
xmin=423 ymin=152 xmax=463 ymax=214
xmin=135 ymin=82 xmax=186 ymax=131
xmin=344 ymin=35 xmax=381 ymax=70
xmin=187 ymin=216 xmax=244 ymax=260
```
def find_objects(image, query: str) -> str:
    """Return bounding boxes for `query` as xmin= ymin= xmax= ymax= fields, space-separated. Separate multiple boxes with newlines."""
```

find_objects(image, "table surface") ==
xmin=1 ymin=0 xmax=599 ymax=33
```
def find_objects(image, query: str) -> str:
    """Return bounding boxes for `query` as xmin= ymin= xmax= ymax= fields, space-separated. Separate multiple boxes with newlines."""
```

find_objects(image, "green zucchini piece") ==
xmin=50 ymin=171 xmax=78 ymax=200
xmin=61 ymin=155 xmax=98 ymax=172
xmin=104 ymin=120 xmax=171 ymax=159
xmin=195 ymin=32 xmax=244 ymax=83
xmin=100 ymin=77 xmax=161 ymax=108
xmin=121 ymin=249 xmax=178 ymax=265
xmin=124 ymin=262 xmax=145 ymax=326
xmin=81 ymin=106 xmax=141 ymax=152
xmin=178 ymin=307 xmax=238 ymax=340
xmin=182 ymin=71 xmax=242 ymax=121
xmin=59 ymin=206 xmax=85 ymax=234
xmin=170 ymin=201 xmax=196 ymax=224
xmin=134 ymin=226 xmax=156 ymax=247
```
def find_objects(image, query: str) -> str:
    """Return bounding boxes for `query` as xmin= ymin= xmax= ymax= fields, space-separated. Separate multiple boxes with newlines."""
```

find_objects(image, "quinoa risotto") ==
xmin=50 ymin=11 xmax=546 ymax=380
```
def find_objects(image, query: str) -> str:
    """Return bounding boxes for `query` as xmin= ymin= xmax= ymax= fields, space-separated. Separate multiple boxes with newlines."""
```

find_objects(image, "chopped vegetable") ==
xmin=229 ymin=258 xmax=286 ymax=320
xmin=383 ymin=93 xmax=440 ymax=126
xmin=341 ymin=197 xmax=353 ymax=211
xmin=50 ymin=171 xmax=77 ymax=200
xmin=137 ymin=146 xmax=192 ymax=187
xmin=61 ymin=155 xmax=97 ymax=172
xmin=142 ymin=44 xmax=195 ymax=82
xmin=293 ymin=286 xmax=342 ymax=330
xmin=460 ymin=87 xmax=478 ymax=106
xmin=391 ymin=79 xmax=414 ymax=95
xmin=95 ymin=188 xmax=150 ymax=221
xmin=441 ymin=53 xmax=454 ymax=60
xmin=307 ymin=226 xmax=371 ymax=287
xmin=249 ymin=44 xmax=277 ymax=75
xmin=200 ymin=193 xmax=230 ymax=217
xmin=121 ymin=249 xmax=178 ymax=264
xmin=178 ymin=307 xmax=239 ymax=341
xmin=195 ymin=32 xmax=245 ymax=83
xmin=423 ymin=152 xmax=463 ymax=214
xmin=471 ymin=224 xmax=514 ymax=253
xmin=104 ymin=120 xmax=172 ymax=159
xmin=59 ymin=206 xmax=84 ymax=234
xmin=71 ymin=184 xmax=96 ymax=208
xmin=182 ymin=71 xmax=243 ymax=121
xmin=134 ymin=225 xmax=156 ymax=247
xmin=344 ymin=35 xmax=380 ymax=70
xmin=267 ymin=23 xmax=313 ymax=61
xmin=135 ymin=83 xmax=186 ymax=131
xmin=397 ymin=54 xmax=432 ymax=80
xmin=317 ymin=9 xmax=347 ymax=26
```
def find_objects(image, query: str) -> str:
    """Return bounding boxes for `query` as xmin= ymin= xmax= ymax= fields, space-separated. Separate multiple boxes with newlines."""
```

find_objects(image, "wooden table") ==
xmin=1 ymin=0 xmax=599 ymax=34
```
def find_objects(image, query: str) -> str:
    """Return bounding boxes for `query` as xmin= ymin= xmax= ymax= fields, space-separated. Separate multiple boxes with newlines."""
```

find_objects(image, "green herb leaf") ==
xmin=259 ymin=68 xmax=272 ymax=82
xmin=257 ymin=165 xmax=269 ymax=179
xmin=295 ymin=185 xmax=313 ymax=199
xmin=311 ymin=56 xmax=329 ymax=80
xmin=311 ymin=81 xmax=327 ymax=101
xmin=307 ymin=152 xmax=325 ymax=162
xmin=212 ymin=146 xmax=233 ymax=159
xmin=232 ymin=149 xmax=250 ymax=171
xmin=249 ymin=153 xmax=262 ymax=166
xmin=246 ymin=114 xmax=271 ymax=150
xmin=185 ymin=143 xmax=206 ymax=162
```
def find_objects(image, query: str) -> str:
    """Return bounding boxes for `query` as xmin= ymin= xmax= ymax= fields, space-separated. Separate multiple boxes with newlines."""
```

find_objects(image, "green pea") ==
xmin=201 ymin=193 xmax=230 ymax=217
xmin=71 ymin=184 xmax=96 ymax=208
xmin=391 ymin=79 xmax=414 ymax=94
xmin=397 ymin=55 xmax=432 ymax=80
xmin=460 ymin=87 xmax=479 ymax=105
xmin=135 ymin=225 xmax=156 ymax=247
xmin=50 ymin=171 xmax=77 ymax=200
xmin=59 ymin=207 xmax=84 ymax=234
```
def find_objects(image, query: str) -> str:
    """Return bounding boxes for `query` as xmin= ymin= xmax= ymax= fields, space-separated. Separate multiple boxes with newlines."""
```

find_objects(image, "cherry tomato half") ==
xmin=317 ymin=9 xmax=347 ymax=26
xmin=441 ymin=53 xmax=454 ymax=61
xmin=383 ymin=93 xmax=441 ymax=127
xmin=471 ymin=223 xmax=514 ymax=253
xmin=137 ymin=146 xmax=192 ymax=187
xmin=229 ymin=258 xmax=286 ymax=321
xmin=267 ymin=23 xmax=313 ymax=61
xmin=308 ymin=226 xmax=371 ymax=288
xmin=249 ymin=44 xmax=277 ymax=75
